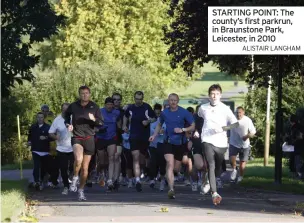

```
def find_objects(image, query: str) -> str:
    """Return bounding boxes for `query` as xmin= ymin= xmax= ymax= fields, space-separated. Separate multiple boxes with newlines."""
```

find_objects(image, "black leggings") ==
xmin=148 ymin=144 xmax=166 ymax=180
xmin=32 ymin=152 xmax=50 ymax=183
xmin=50 ymin=151 xmax=74 ymax=187
xmin=202 ymin=142 xmax=227 ymax=193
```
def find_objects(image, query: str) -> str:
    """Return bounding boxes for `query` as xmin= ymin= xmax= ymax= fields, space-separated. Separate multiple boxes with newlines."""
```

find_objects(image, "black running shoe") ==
xmin=113 ymin=180 xmax=120 ymax=191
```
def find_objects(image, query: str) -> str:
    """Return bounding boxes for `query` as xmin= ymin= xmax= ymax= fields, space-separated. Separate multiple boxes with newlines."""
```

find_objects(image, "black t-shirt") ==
xmin=125 ymin=103 xmax=156 ymax=141
xmin=64 ymin=100 xmax=103 ymax=138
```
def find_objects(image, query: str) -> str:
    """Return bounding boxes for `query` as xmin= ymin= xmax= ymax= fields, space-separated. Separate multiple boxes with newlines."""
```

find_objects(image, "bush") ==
xmin=245 ymin=78 xmax=304 ymax=157
xmin=1 ymin=59 xmax=162 ymax=163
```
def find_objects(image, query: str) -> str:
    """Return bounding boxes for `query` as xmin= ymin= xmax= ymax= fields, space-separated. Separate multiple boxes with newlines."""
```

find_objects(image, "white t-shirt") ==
xmin=230 ymin=115 xmax=256 ymax=149
xmin=198 ymin=102 xmax=238 ymax=148
xmin=49 ymin=115 xmax=73 ymax=153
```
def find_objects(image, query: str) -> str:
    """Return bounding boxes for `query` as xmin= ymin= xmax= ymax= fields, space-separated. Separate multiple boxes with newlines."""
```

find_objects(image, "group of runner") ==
xmin=27 ymin=84 xmax=256 ymax=205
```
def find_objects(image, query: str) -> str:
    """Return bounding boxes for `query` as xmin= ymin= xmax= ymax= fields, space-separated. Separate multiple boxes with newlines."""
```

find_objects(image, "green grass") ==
xmin=1 ymin=160 xmax=33 ymax=171
xmin=230 ymin=95 xmax=246 ymax=107
xmin=176 ymin=80 xmax=245 ymax=98
xmin=1 ymin=180 xmax=28 ymax=222
xmin=167 ymin=62 xmax=247 ymax=108
xmin=240 ymin=157 xmax=304 ymax=194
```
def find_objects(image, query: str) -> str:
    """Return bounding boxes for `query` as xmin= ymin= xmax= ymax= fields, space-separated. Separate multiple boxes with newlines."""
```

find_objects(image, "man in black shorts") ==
xmin=150 ymin=93 xmax=195 ymax=199
xmin=64 ymin=86 xmax=103 ymax=201
xmin=122 ymin=91 xmax=156 ymax=192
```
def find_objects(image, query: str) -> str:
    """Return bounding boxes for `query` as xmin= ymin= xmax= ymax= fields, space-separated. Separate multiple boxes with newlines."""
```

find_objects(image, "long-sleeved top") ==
xmin=28 ymin=123 xmax=51 ymax=153
xmin=64 ymin=100 xmax=103 ymax=138
xmin=198 ymin=102 xmax=238 ymax=148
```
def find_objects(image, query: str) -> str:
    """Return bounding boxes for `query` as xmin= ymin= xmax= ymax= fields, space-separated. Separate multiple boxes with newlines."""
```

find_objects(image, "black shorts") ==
xmin=72 ymin=137 xmax=95 ymax=156
xmin=192 ymin=138 xmax=203 ymax=155
xmin=129 ymin=139 xmax=149 ymax=156
xmin=95 ymin=138 xmax=117 ymax=150
xmin=163 ymin=143 xmax=188 ymax=162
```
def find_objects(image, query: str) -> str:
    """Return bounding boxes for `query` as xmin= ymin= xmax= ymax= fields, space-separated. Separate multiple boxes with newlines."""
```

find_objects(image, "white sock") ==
xmin=136 ymin=177 xmax=140 ymax=182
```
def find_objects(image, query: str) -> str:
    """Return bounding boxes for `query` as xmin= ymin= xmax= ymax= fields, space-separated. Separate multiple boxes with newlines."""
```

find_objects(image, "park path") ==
xmin=3 ymin=169 xmax=303 ymax=222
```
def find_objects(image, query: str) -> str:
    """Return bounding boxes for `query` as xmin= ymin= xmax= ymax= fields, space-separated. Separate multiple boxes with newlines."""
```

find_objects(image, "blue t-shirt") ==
xmin=96 ymin=108 xmax=120 ymax=140
xmin=122 ymin=133 xmax=130 ymax=150
xmin=160 ymin=106 xmax=194 ymax=145
xmin=125 ymin=103 xmax=156 ymax=140
xmin=149 ymin=118 xmax=167 ymax=148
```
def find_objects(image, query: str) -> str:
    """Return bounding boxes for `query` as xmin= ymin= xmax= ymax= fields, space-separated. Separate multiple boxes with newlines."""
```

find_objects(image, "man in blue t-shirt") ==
xmin=149 ymin=93 xmax=195 ymax=199
xmin=122 ymin=91 xmax=156 ymax=192
xmin=96 ymin=97 xmax=121 ymax=191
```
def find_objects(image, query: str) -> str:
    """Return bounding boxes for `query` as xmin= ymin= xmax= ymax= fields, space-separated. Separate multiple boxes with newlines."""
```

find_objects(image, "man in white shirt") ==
xmin=49 ymin=103 xmax=74 ymax=195
xmin=197 ymin=84 xmax=238 ymax=205
xmin=229 ymin=106 xmax=256 ymax=183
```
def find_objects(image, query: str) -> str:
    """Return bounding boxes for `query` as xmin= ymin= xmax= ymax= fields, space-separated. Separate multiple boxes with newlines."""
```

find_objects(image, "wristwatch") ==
xmin=182 ymin=128 xmax=185 ymax=132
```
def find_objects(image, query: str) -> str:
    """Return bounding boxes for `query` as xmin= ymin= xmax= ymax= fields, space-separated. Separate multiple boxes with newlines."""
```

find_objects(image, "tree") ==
xmin=1 ymin=59 xmax=159 ymax=164
xmin=38 ymin=0 xmax=190 ymax=95
xmin=1 ymin=0 xmax=64 ymax=97
xmin=164 ymin=0 xmax=304 ymax=183
xmin=244 ymin=78 xmax=304 ymax=157
xmin=163 ymin=0 xmax=304 ymax=86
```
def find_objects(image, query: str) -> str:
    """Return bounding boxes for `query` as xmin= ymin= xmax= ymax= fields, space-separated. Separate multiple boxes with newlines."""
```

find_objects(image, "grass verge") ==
xmin=1 ymin=179 xmax=28 ymax=222
xmin=2 ymin=160 xmax=33 ymax=170
xmin=240 ymin=157 xmax=304 ymax=194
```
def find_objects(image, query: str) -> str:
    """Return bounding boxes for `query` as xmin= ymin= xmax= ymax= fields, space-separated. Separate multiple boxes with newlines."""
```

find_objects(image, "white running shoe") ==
xmin=140 ymin=173 xmax=145 ymax=179
xmin=200 ymin=183 xmax=210 ymax=195
xmin=78 ymin=189 xmax=86 ymax=201
xmin=159 ymin=179 xmax=165 ymax=191
xmin=192 ymin=182 xmax=198 ymax=192
xmin=62 ymin=187 xmax=69 ymax=195
xmin=230 ymin=169 xmax=237 ymax=181
xmin=69 ymin=176 xmax=78 ymax=192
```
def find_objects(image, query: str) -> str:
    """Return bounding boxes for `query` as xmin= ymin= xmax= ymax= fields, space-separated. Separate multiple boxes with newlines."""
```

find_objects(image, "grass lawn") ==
xmin=167 ymin=62 xmax=247 ymax=108
xmin=230 ymin=95 xmax=246 ymax=108
xmin=240 ymin=157 xmax=304 ymax=194
xmin=1 ymin=179 xmax=28 ymax=222
xmin=1 ymin=160 xmax=33 ymax=171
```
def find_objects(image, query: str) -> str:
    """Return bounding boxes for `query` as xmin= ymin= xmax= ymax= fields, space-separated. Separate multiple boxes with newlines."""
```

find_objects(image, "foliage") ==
xmin=38 ymin=0 xmax=190 ymax=95
xmin=1 ymin=180 xmax=28 ymax=222
xmin=1 ymin=59 xmax=158 ymax=164
xmin=244 ymin=78 xmax=304 ymax=157
xmin=1 ymin=0 xmax=64 ymax=98
xmin=34 ymin=59 xmax=157 ymax=112
xmin=163 ymin=0 xmax=304 ymax=86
